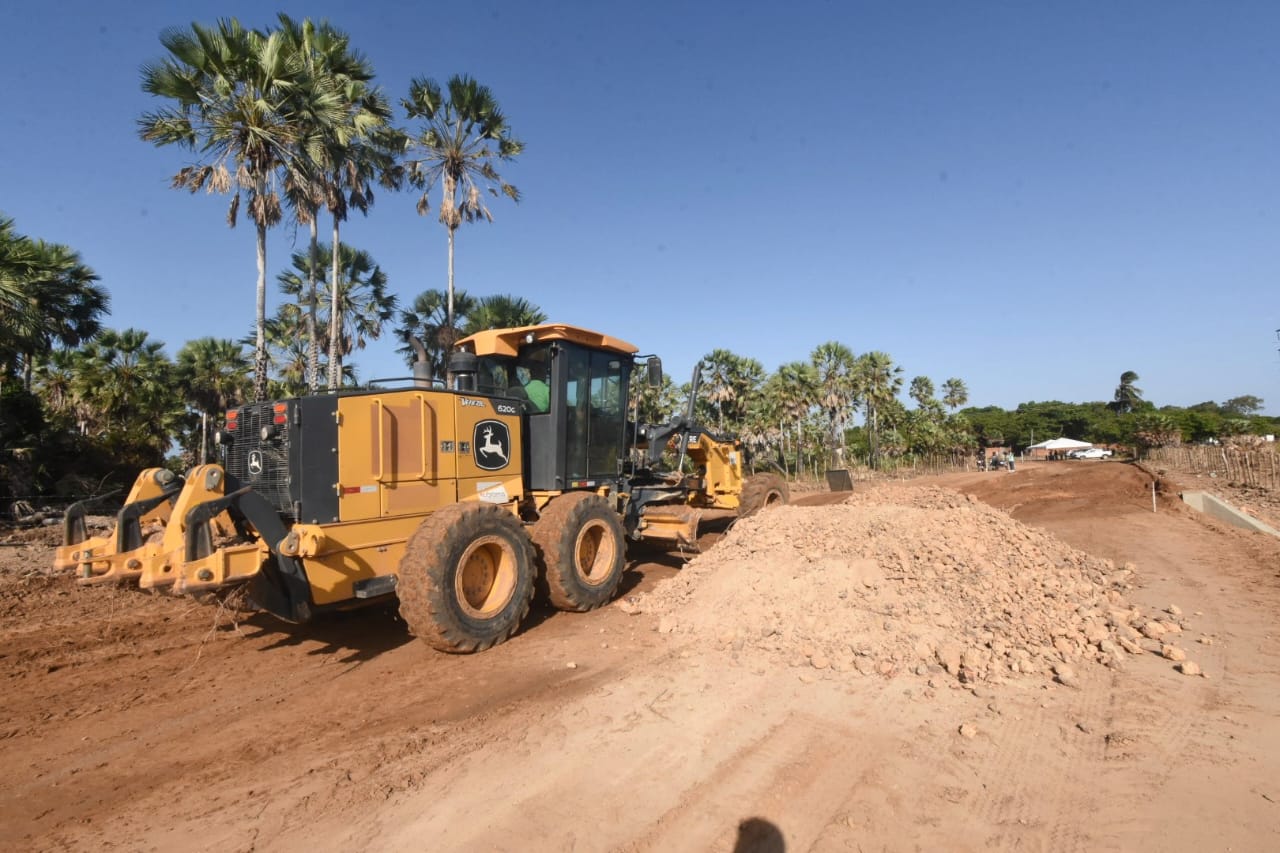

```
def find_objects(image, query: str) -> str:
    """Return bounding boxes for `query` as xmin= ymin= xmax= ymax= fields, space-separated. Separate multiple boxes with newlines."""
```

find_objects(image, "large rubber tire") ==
xmin=397 ymin=502 xmax=535 ymax=653
xmin=531 ymin=492 xmax=627 ymax=612
xmin=738 ymin=474 xmax=790 ymax=517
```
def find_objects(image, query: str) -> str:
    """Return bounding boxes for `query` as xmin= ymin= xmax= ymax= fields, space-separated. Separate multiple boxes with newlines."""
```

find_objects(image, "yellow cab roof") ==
xmin=455 ymin=323 xmax=639 ymax=358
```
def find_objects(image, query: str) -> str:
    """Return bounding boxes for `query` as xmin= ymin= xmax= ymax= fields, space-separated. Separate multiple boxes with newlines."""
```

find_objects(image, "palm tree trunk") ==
xmin=327 ymin=216 xmax=342 ymax=390
xmin=780 ymin=418 xmax=788 ymax=478
xmin=870 ymin=405 xmax=880 ymax=470
xmin=444 ymin=224 xmax=457 ymax=387
xmin=306 ymin=215 xmax=320 ymax=392
xmin=447 ymin=226 xmax=456 ymax=332
xmin=795 ymin=416 xmax=803 ymax=477
xmin=254 ymin=223 xmax=269 ymax=402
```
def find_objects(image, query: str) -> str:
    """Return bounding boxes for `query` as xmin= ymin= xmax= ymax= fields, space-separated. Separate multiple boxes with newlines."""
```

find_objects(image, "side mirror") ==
xmin=646 ymin=357 xmax=662 ymax=388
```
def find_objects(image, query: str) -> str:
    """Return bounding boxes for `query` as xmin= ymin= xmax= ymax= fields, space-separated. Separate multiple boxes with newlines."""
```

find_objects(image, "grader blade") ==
xmin=54 ymin=468 xmax=182 ymax=585
xmin=637 ymin=504 xmax=703 ymax=550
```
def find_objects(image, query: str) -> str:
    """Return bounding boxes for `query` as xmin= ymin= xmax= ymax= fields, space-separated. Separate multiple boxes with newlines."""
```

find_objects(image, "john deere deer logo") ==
xmin=473 ymin=420 xmax=511 ymax=471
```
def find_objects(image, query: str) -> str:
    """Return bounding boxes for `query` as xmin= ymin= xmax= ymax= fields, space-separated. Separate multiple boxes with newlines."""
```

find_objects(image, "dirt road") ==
xmin=2 ymin=461 xmax=1278 ymax=851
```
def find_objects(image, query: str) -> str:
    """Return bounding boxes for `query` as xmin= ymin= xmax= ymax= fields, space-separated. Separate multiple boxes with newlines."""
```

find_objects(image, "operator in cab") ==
xmin=516 ymin=352 xmax=550 ymax=413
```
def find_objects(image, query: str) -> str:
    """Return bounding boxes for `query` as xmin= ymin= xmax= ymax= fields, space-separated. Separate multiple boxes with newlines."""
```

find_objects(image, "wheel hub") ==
xmin=456 ymin=535 xmax=516 ymax=618
xmin=575 ymin=520 xmax=617 ymax=587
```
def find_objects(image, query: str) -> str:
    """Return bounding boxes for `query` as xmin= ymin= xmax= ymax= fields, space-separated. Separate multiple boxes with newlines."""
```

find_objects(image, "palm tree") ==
xmin=700 ymin=354 xmax=736 ymax=432
xmin=74 ymin=329 xmax=176 ymax=442
xmin=77 ymin=329 xmax=184 ymax=466
xmin=0 ymin=233 xmax=107 ymax=390
xmin=0 ymin=217 xmax=37 ymax=328
xmin=810 ymin=342 xmax=858 ymax=467
xmin=276 ymin=15 xmax=399 ymax=392
xmin=941 ymin=377 xmax=969 ymax=411
xmin=909 ymin=376 xmax=935 ymax=408
xmin=323 ymin=119 xmax=400 ymax=390
xmin=278 ymin=242 xmax=397 ymax=384
xmin=139 ymin=19 xmax=333 ymax=400
xmin=403 ymin=75 xmax=523 ymax=349
xmin=176 ymin=338 xmax=250 ymax=461
xmin=695 ymin=350 xmax=762 ymax=434
xmin=461 ymin=294 xmax=547 ymax=334
xmin=1111 ymin=370 xmax=1144 ymax=414
xmin=856 ymin=351 xmax=903 ymax=470
xmin=278 ymin=15 xmax=339 ymax=391
xmin=769 ymin=361 xmax=819 ymax=475
xmin=32 ymin=348 xmax=86 ymax=429
xmin=629 ymin=369 xmax=681 ymax=427
xmin=260 ymin=317 xmax=312 ymax=396
xmin=395 ymin=288 xmax=478 ymax=379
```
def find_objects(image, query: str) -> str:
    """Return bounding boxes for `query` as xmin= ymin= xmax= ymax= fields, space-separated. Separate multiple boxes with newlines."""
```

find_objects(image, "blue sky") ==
xmin=2 ymin=1 xmax=1277 ymax=414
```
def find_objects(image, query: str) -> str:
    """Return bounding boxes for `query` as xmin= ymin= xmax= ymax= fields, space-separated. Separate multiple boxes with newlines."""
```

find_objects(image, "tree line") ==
xmin=963 ymin=374 xmax=1275 ymax=454
xmin=3 ymin=217 xmax=1276 ymax=502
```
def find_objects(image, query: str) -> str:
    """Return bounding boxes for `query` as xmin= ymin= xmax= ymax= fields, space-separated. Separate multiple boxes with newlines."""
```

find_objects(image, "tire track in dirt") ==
xmin=339 ymin=658 xmax=902 ymax=852
xmin=953 ymin=682 xmax=1103 ymax=853
xmin=621 ymin=706 xmax=867 ymax=851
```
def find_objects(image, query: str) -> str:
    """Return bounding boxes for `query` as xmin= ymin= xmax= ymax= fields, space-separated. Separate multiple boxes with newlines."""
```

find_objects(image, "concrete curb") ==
xmin=1180 ymin=490 xmax=1280 ymax=538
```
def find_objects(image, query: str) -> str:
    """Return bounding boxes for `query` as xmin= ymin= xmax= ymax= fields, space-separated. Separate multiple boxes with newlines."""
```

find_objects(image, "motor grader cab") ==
xmin=55 ymin=323 xmax=788 ymax=653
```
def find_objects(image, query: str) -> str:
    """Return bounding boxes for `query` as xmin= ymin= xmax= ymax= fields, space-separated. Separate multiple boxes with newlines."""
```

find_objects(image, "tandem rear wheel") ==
xmin=532 ymin=492 xmax=627 ymax=612
xmin=396 ymin=502 xmax=535 ymax=653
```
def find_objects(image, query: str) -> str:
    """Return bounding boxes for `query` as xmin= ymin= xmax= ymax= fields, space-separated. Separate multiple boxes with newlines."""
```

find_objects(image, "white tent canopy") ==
xmin=1026 ymin=437 xmax=1093 ymax=451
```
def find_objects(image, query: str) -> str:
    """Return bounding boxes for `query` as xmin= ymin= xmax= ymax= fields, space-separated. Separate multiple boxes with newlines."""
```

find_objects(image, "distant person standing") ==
xmin=1007 ymin=451 xmax=1016 ymax=472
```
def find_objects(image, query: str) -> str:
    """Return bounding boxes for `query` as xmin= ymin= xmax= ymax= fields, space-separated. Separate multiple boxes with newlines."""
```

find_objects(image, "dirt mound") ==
xmin=636 ymin=483 xmax=1182 ymax=684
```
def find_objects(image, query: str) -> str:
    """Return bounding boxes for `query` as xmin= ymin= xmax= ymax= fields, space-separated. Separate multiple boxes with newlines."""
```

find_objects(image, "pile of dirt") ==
xmin=635 ymin=484 xmax=1197 ymax=684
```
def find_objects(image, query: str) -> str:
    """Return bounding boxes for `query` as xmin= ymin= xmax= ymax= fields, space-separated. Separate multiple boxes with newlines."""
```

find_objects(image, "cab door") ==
xmin=562 ymin=347 xmax=628 ymax=482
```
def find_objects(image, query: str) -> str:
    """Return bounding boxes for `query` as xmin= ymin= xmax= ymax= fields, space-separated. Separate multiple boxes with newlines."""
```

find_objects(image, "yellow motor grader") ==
xmin=56 ymin=323 xmax=788 ymax=652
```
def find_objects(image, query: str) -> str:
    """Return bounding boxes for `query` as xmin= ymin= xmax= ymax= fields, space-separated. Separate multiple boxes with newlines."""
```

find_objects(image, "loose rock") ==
xmin=632 ymin=484 xmax=1142 ymax=689
xmin=1053 ymin=664 xmax=1080 ymax=689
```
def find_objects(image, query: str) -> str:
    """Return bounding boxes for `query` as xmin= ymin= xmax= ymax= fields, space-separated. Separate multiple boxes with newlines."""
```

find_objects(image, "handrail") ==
xmin=372 ymin=398 xmax=385 ymax=483
xmin=367 ymin=375 xmax=446 ymax=389
xmin=415 ymin=393 xmax=434 ymax=480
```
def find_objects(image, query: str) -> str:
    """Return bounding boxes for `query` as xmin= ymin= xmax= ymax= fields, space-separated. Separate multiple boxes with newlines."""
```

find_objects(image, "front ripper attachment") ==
xmin=54 ymin=468 xmax=183 ymax=584
xmin=172 ymin=481 xmax=314 ymax=624
xmin=136 ymin=464 xmax=236 ymax=592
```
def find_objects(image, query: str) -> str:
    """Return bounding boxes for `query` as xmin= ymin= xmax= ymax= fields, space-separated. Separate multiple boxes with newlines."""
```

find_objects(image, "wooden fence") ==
xmin=1144 ymin=445 xmax=1279 ymax=490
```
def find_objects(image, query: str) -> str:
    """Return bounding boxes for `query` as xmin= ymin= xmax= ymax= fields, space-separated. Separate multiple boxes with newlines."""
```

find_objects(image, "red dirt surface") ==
xmin=2 ymin=461 xmax=1278 ymax=851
